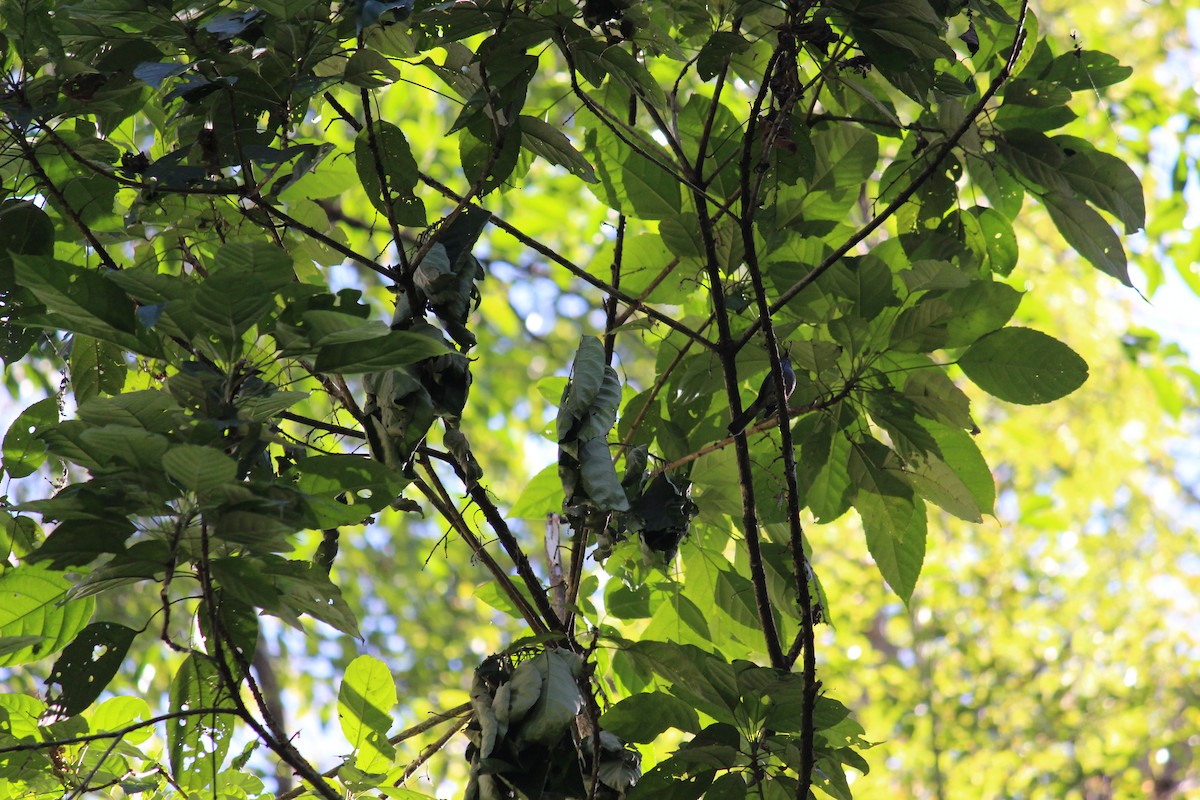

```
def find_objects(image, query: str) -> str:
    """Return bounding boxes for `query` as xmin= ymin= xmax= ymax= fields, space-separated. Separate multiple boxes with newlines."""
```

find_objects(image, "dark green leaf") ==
xmin=578 ymin=436 xmax=630 ymax=512
xmin=622 ymin=152 xmax=681 ymax=220
xmin=44 ymin=622 xmax=137 ymax=718
xmin=314 ymin=330 xmax=449 ymax=373
xmin=162 ymin=444 xmax=238 ymax=492
xmin=567 ymin=336 xmax=607 ymax=416
xmin=13 ymin=256 xmax=158 ymax=355
xmin=70 ymin=335 xmax=126 ymax=404
xmin=355 ymin=121 xmax=425 ymax=224
xmin=850 ymin=440 xmax=927 ymax=603
xmin=3 ymin=397 xmax=57 ymax=479
xmin=344 ymin=49 xmax=401 ymax=87
xmin=936 ymin=280 xmax=1023 ymax=347
xmin=1054 ymin=139 xmax=1145 ymax=234
xmin=513 ymin=650 xmax=583 ymax=746
xmin=996 ymin=129 xmax=1071 ymax=194
xmin=517 ymin=115 xmax=597 ymax=183
xmin=958 ymin=327 xmax=1089 ymax=405
xmin=1042 ymin=50 xmax=1131 ymax=91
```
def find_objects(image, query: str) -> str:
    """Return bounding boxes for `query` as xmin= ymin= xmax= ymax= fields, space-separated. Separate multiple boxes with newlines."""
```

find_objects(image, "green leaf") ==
xmin=169 ymin=655 xmax=235 ymax=792
xmin=345 ymin=49 xmax=401 ymax=87
xmin=339 ymin=654 xmax=397 ymax=772
xmin=695 ymin=31 xmax=750 ymax=81
xmin=971 ymin=207 xmax=1019 ymax=276
xmin=0 ymin=200 xmax=55 ymax=258
xmin=517 ymin=115 xmax=597 ymax=183
xmin=599 ymin=692 xmax=701 ymax=744
xmin=567 ymin=336 xmax=607 ymax=416
xmin=355 ymin=121 xmax=425 ymax=225
xmin=996 ymin=130 xmax=1071 ymax=194
xmin=900 ymin=440 xmax=985 ymax=524
xmin=162 ymin=444 xmax=238 ymax=492
xmin=262 ymin=559 xmax=362 ymax=638
xmin=1054 ymin=140 xmax=1145 ymax=234
xmin=1042 ymin=50 xmax=1132 ymax=91
xmin=91 ymin=696 xmax=152 ymax=743
xmin=811 ymin=124 xmax=879 ymax=194
xmin=211 ymin=242 xmax=296 ymax=288
xmin=624 ymin=641 xmax=739 ymax=723
xmin=235 ymin=390 xmax=308 ymax=422
xmin=0 ymin=567 xmax=94 ymax=668
xmin=802 ymin=424 xmax=853 ymax=523
xmin=459 ymin=128 xmax=522 ymax=198
xmin=188 ymin=244 xmax=295 ymax=345
xmin=512 ymin=650 xmax=583 ymax=746
xmin=1053 ymin=198 xmax=1134 ymax=270
xmin=889 ymin=298 xmax=952 ymax=352
xmin=3 ymin=397 xmax=57 ymax=479
xmin=58 ymin=175 xmax=118 ymax=227
xmin=76 ymin=390 xmax=183 ymax=432
xmin=936 ymin=281 xmax=1023 ymax=347
xmin=919 ymin=421 xmax=995 ymax=517
xmin=313 ymin=330 xmax=449 ymax=373
xmin=292 ymin=454 xmax=407 ymax=522
xmin=605 ymin=582 xmax=651 ymax=620
xmin=622 ymin=152 xmax=681 ymax=220
xmin=966 ymin=157 xmax=1024 ymax=219
xmin=44 ymin=622 xmax=137 ymax=718
xmin=958 ymin=327 xmax=1089 ymax=405
xmin=850 ymin=441 xmax=927 ymax=603
xmin=13 ymin=256 xmax=158 ymax=355
xmin=69 ymin=335 xmax=126 ymax=404
xmin=897 ymin=355 xmax=976 ymax=431
xmin=572 ymin=40 xmax=665 ymax=106
xmin=510 ymin=463 xmax=564 ymax=519
xmin=578 ymin=436 xmax=631 ymax=512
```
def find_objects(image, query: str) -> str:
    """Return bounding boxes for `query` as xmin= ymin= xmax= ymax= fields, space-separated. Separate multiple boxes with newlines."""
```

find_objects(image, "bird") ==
xmin=727 ymin=355 xmax=796 ymax=436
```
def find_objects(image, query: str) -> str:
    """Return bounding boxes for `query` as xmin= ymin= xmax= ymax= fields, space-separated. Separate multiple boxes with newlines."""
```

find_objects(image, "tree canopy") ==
xmin=1 ymin=0 xmax=1195 ymax=798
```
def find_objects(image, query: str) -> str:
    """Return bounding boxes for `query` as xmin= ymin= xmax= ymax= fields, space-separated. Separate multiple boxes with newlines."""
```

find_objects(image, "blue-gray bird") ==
xmin=727 ymin=356 xmax=796 ymax=436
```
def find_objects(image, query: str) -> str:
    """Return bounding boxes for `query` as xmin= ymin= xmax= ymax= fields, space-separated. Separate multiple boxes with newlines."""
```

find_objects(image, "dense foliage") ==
xmin=0 ymin=0 xmax=1181 ymax=797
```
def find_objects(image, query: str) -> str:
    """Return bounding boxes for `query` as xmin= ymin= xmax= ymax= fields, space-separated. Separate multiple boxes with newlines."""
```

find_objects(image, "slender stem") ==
xmin=737 ymin=35 xmax=817 ymax=794
xmin=259 ymin=202 xmax=394 ymax=279
xmin=689 ymin=128 xmax=785 ymax=667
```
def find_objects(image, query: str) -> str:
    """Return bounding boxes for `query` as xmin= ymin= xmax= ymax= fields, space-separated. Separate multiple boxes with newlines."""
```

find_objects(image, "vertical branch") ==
xmin=686 ymin=53 xmax=786 ymax=668
xmin=737 ymin=37 xmax=818 ymax=798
